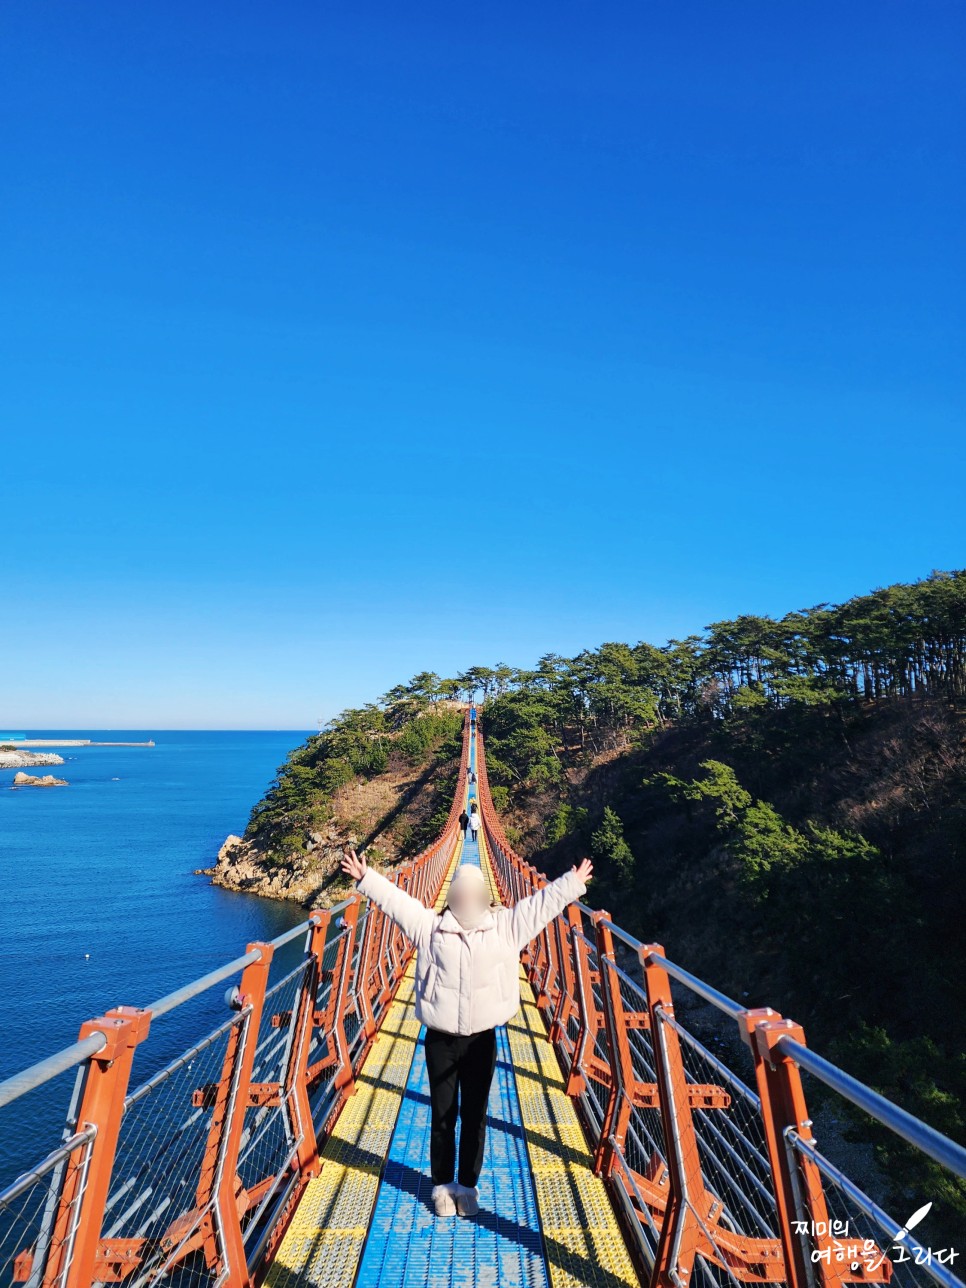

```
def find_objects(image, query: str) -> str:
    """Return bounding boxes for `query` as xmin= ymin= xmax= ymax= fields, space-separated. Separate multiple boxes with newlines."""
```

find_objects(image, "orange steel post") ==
xmin=514 ymin=859 xmax=528 ymax=904
xmin=639 ymin=943 xmax=704 ymax=1288
xmin=425 ymin=852 xmax=436 ymax=904
xmin=520 ymin=867 xmax=540 ymax=968
xmin=352 ymin=899 xmax=379 ymax=1040
xmin=548 ymin=904 xmax=581 ymax=1049
xmin=530 ymin=879 xmax=552 ymax=1002
xmin=594 ymin=914 xmax=635 ymax=1178
xmin=284 ymin=915 xmax=326 ymax=1181
xmin=373 ymin=904 xmax=392 ymax=1006
xmin=486 ymin=832 xmax=507 ymax=900
xmin=550 ymin=915 xmax=567 ymax=1008
xmin=534 ymin=901 xmax=561 ymax=1014
xmin=302 ymin=906 xmax=336 ymax=1084
xmin=56 ymin=1008 xmax=152 ymax=1288
xmin=408 ymin=859 xmax=421 ymax=905
xmin=740 ymin=1010 xmax=834 ymax=1288
xmin=330 ymin=898 xmax=360 ymax=1093
xmin=565 ymin=916 xmax=598 ymax=1098
xmin=545 ymin=915 xmax=564 ymax=1011
xmin=385 ymin=872 xmax=409 ymax=986
xmin=202 ymin=943 xmax=272 ymax=1288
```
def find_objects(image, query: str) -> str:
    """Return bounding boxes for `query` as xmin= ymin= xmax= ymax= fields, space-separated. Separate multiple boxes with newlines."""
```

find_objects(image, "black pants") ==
xmin=424 ymin=1027 xmax=497 ymax=1187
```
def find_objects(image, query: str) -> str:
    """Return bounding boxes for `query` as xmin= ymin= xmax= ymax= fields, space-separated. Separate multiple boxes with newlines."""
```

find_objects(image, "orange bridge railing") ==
xmin=473 ymin=718 xmax=965 ymax=1288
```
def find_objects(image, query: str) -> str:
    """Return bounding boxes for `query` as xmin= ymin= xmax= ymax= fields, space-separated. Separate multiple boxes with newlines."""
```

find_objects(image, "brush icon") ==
xmin=895 ymin=1203 xmax=932 ymax=1242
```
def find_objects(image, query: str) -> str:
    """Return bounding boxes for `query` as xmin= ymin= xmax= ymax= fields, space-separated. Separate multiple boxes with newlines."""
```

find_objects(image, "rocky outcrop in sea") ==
xmin=12 ymin=771 xmax=69 ymax=787
xmin=203 ymin=827 xmax=352 ymax=907
xmin=0 ymin=750 xmax=66 ymax=769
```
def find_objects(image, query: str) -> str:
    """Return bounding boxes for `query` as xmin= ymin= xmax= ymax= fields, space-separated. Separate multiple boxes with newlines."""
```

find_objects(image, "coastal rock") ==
xmin=13 ymin=771 xmax=68 ymax=787
xmin=207 ymin=832 xmax=349 ymax=907
xmin=0 ymin=750 xmax=66 ymax=769
xmin=218 ymin=834 xmax=246 ymax=864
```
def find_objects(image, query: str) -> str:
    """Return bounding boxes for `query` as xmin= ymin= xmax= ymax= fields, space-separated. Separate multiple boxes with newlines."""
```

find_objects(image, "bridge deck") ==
xmin=265 ymin=731 xmax=640 ymax=1288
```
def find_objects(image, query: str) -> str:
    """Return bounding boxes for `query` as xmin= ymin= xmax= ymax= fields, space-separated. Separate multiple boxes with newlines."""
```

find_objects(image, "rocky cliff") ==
xmin=204 ymin=826 xmax=350 ymax=906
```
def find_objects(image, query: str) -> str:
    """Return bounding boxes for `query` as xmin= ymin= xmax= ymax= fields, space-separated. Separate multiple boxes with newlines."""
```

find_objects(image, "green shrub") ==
xmin=320 ymin=758 xmax=355 ymax=794
xmin=546 ymin=803 xmax=589 ymax=845
xmin=490 ymin=785 xmax=510 ymax=812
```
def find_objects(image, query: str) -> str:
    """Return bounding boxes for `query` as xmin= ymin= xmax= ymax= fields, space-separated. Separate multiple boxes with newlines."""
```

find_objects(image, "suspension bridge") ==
xmin=1 ymin=711 xmax=963 ymax=1288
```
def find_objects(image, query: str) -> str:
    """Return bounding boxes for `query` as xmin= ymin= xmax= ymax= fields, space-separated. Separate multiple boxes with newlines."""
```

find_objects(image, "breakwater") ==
xmin=3 ymin=739 xmax=156 ymax=747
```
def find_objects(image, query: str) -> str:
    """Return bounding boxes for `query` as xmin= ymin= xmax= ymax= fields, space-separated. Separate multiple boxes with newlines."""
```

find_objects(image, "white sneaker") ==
xmin=454 ymin=1184 xmax=479 ymax=1216
xmin=431 ymin=1183 xmax=457 ymax=1216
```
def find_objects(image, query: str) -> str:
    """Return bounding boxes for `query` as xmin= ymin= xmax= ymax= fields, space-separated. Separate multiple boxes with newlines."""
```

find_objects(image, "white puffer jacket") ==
xmin=356 ymin=865 xmax=587 ymax=1035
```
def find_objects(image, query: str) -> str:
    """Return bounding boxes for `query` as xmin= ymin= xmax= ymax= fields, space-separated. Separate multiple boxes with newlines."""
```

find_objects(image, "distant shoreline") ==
xmin=0 ymin=739 xmax=155 ymax=748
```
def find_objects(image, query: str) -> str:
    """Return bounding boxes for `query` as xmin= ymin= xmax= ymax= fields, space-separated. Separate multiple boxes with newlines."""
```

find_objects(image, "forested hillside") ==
xmin=238 ymin=569 xmax=966 ymax=1210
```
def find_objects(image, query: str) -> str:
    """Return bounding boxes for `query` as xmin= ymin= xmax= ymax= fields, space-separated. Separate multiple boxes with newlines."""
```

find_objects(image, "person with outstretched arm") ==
xmin=340 ymin=844 xmax=592 ymax=1218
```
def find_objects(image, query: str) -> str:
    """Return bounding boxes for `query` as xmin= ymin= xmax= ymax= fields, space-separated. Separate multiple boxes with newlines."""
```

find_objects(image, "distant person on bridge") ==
xmin=458 ymin=808 xmax=469 ymax=836
xmin=468 ymin=803 xmax=480 ymax=841
xmin=340 ymin=846 xmax=592 ymax=1219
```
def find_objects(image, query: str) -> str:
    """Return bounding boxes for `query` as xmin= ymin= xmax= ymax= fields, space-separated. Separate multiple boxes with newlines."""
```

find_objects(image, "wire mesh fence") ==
xmin=0 ymin=1128 xmax=95 ymax=1288
xmin=660 ymin=1008 xmax=778 ymax=1240
xmin=342 ymin=908 xmax=369 ymax=1055
xmin=785 ymin=1130 xmax=963 ymax=1288
xmin=235 ymin=962 xmax=308 ymax=1244
xmin=304 ymin=926 xmax=351 ymax=1119
xmin=650 ymin=1003 xmax=781 ymax=1288
xmin=101 ymin=1008 xmax=250 ymax=1288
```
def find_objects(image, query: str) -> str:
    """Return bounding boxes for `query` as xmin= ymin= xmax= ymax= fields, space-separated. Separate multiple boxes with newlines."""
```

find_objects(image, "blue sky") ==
xmin=2 ymin=2 xmax=963 ymax=729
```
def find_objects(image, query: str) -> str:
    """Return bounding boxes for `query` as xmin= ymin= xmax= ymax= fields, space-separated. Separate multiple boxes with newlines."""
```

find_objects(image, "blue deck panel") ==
xmin=356 ymin=1024 xmax=549 ymax=1288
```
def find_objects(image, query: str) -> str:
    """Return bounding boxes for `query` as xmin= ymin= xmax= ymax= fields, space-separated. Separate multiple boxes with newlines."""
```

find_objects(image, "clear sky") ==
xmin=1 ymin=2 xmax=963 ymax=729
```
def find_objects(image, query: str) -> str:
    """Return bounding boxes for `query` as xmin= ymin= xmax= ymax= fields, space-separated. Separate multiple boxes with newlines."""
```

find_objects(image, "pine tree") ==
xmin=590 ymin=806 xmax=634 ymax=878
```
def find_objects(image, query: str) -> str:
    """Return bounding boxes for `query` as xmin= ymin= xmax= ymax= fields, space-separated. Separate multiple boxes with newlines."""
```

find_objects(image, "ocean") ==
xmin=0 ymin=730 xmax=311 ymax=1179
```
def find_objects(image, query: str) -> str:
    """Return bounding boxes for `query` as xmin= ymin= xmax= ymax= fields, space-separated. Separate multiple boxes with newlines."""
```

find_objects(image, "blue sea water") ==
xmin=0 ymin=730 xmax=311 ymax=1179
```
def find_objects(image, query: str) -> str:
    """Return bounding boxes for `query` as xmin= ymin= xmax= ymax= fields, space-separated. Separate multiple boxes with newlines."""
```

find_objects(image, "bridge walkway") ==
xmin=266 ymin=723 xmax=639 ymax=1288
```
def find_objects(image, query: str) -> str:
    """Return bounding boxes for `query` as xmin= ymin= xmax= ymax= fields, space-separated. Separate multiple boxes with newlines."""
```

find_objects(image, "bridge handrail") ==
xmin=606 ymin=919 xmax=747 ymax=1019
xmin=0 ymin=907 xmax=359 ymax=1114
xmin=776 ymin=1033 xmax=966 ymax=1180
xmin=146 ymin=946 xmax=263 ymax=1018
xmin=145 ymin=896 xmax=357 ymax=1018
xmin=0 ymin=1034 xmax=109 ymax=1110
xmin=267 ymin=903 xmax=345 ymax=949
